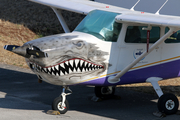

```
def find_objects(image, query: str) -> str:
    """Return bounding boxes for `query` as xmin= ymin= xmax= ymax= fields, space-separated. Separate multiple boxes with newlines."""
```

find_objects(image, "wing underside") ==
xmin=29 ymin=0 xmax=180 ymax=29
xmin=29 ymin=0 xmax=129 ymax=15
xmin=115 ymin=13 xmax=180 ymax=28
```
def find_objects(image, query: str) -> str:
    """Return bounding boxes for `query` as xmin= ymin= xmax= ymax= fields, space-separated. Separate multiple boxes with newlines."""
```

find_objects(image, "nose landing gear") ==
xmin=52 ymin=86 xmax=72 ymax=114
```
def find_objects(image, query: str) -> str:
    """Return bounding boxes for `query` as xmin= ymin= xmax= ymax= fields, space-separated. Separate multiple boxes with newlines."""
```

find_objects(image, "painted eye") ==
xmin=73 ymin=41 xmax=84 ymax=49
xmin=76 ymin=42 xmax=82 ymax=47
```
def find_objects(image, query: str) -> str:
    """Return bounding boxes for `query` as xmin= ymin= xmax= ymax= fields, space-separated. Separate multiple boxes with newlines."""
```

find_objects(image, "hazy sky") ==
xmin=95 ymin=0 xmax=180 ymax=16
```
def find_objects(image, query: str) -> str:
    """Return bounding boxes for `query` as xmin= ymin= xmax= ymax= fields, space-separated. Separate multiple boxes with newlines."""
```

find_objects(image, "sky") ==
xmin=95 ymin=0 xmax=180 ymax=16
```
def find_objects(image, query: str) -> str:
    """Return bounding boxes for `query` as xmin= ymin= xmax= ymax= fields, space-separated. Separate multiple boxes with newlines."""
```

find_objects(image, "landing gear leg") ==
xmin=147 ymin=77 xmax=179 ymax=115
xmin=94 ymin=86 xmax=115 ymax=98
xmin=52 ymin=86 xmax=72 ymax=114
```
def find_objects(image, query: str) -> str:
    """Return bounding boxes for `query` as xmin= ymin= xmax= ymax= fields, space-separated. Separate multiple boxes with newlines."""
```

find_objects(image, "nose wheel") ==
xmin=52 ymin=86 xmax=72 ymax=114
xmin=52 ymin=96 xmax=69 ymax=114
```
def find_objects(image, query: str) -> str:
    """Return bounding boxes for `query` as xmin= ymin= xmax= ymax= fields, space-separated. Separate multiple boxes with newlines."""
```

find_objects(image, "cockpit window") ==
xmin=74 ymin=10 xmax=121 ymax=42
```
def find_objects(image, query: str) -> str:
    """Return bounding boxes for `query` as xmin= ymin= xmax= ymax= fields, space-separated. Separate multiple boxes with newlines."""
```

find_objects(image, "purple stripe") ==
xmin=79 ymin=59 xmax=180 ymax=86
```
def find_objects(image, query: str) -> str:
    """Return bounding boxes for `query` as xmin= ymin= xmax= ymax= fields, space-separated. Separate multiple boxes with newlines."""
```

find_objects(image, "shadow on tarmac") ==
xmin=1 ymin=64 xmax=180 ymax=119
xmin=0 ymin=66 xmax=167 ymax=119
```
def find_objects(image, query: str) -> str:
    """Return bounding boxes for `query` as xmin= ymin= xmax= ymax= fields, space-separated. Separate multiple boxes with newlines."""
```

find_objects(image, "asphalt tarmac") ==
xmin=0 ymin=63 xmax=180 ymax=120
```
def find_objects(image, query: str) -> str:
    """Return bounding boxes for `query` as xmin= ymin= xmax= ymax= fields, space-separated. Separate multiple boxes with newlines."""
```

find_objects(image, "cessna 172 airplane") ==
xmin=3 ymin=0 xmax=180 ymax=115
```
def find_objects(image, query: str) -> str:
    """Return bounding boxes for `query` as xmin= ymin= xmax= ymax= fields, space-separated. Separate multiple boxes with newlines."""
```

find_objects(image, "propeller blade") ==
xmin=4 ymin=45 xmax=20 ymax=51
xmin=4 ymin=45 xmax=48 ymax=58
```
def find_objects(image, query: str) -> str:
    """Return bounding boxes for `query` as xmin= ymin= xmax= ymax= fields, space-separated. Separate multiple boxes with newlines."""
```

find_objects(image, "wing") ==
xmin=29 ymin=0 xmax=129 ymax=15
xmin=29 ymin=0 xmax=180 ymax=28
xmin=115 ymin=12 xmax=180 ymax=28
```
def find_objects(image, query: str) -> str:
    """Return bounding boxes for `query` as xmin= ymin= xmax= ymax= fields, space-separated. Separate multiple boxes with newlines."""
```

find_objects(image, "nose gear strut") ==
xmin=52 ymin=86 xmax=72 ymax=114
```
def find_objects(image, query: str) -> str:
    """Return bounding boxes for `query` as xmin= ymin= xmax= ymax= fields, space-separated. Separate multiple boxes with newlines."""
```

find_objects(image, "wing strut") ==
xmin=52 ymin=8 xmax=70 ymax=33
xmin=130 ymin=0 xmax=140 ymax=11
xmin=155 ymin=0 xmax=168 ymax=15
xmin=108 ymin=27 xmax=176 ymax=83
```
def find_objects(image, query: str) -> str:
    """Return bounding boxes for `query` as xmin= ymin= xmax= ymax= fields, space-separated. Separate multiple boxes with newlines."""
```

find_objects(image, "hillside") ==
xmin=0 ymin=0 xmax=84 ymax=67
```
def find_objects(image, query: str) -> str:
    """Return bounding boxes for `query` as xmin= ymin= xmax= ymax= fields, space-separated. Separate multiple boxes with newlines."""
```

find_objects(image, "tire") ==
xmin=95 ymin=86 xmax=115 ymax=98
xmin=158 ymin=93 xmax=179 ymax=115
xmin=52 ymin=97 xmax=69 ymax=114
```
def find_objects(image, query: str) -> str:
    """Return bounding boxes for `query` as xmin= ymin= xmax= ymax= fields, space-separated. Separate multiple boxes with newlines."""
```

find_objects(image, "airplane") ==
xmin=3 ymin=0 xmax=180 ymax=115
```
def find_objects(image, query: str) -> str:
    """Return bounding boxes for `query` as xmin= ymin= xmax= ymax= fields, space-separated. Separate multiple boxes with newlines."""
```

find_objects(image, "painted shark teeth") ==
xmin=30 ymin=58 xmax=104 ymax=76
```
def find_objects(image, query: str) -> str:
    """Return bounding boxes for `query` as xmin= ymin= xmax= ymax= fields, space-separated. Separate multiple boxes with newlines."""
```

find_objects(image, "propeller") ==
xmin=4 ymin=45 xmax=20 ymax=51
xmin=27 ymin=46 xmax=48 ymax=58
xmin=4 ymin=45 xmax=48 ymax=58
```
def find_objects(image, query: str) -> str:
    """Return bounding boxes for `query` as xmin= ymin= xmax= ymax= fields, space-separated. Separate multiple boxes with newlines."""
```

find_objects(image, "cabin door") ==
xmin=117 ymin=24 xmax=162 ymax=74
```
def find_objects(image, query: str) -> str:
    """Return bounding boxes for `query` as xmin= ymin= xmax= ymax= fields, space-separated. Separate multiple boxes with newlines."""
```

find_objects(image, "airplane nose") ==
xmin=4 ymin=45 xmax=48 ymax=58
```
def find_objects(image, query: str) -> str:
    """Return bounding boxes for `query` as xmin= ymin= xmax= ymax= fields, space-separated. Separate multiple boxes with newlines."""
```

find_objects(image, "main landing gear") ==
xmin=158 ymin=93 xmax=179 ymax=115
xmin=52 ymin=86 xmax=72 ymax=114
xmin=147 ymin=77 xmax=179 ymax=115
xmin=94 ymin=86 xmax=115 ymax=98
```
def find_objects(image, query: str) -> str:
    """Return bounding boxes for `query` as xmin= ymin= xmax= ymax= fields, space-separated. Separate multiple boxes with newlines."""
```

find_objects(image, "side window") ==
xmin=125 ymin=26 xmax=160 ymax=43
xmin=165 ymin=27 xmax=180 ymax=43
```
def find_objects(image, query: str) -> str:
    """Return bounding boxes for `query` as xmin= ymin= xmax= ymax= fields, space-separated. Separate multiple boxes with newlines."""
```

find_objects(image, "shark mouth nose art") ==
xmin=29 ymin=58 xmax=104 ymax=76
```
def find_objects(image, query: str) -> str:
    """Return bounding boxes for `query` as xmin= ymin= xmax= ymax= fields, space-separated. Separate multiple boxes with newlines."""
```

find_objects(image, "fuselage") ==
xmin=25 ymin=32 xmax=112 ymax=85
xmin=7 ymin=10 xmax=180 ymax=86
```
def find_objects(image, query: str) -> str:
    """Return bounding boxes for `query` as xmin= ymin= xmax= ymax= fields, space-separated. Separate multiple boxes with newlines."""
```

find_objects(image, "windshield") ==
xmin=74 ymin=10 xmax=121 ymax=42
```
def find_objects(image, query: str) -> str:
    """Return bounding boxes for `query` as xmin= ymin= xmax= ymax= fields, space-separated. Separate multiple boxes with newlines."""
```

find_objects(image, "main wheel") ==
xmin=52 ymin=97 xmax=69 ymax=114
xmin=158 ymin=93 xmax=179 ymax=115
xmin=95 ymin=86 xmax=115 ymax=98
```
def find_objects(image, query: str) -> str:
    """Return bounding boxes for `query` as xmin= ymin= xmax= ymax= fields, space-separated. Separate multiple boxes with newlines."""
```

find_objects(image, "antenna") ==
xmin=130 ymin=0 xmax=141 ymax=11
xmin=155 ymin=0 xmax=168 ymax=15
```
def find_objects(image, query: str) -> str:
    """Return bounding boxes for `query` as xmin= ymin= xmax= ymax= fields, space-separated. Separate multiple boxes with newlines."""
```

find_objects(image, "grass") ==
xmin=36 ymin=33 xmax=44 ymax=38
xmin=0 ymin=20 xmax=37 ymax=68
